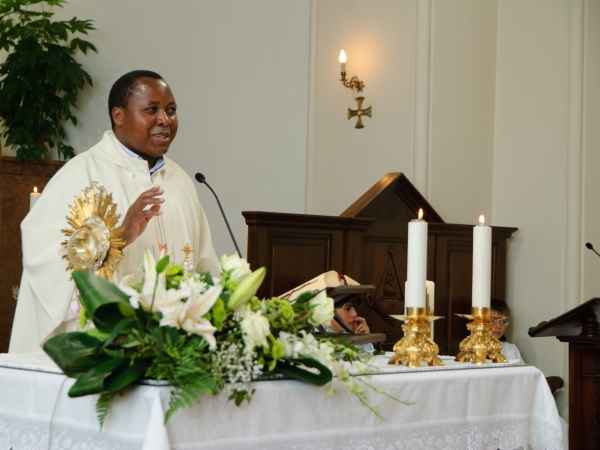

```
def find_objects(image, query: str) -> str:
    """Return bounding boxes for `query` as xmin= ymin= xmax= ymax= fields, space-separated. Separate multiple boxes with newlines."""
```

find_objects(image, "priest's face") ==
xmin=112 ymin=77 xmax=178 ymax=163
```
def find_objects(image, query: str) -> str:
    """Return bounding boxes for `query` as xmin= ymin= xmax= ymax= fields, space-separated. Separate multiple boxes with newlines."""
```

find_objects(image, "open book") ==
xmin=280 ymin=271 xmax=385 ymax=347
xmin=279 ymin=270 xmax=360 ymax=302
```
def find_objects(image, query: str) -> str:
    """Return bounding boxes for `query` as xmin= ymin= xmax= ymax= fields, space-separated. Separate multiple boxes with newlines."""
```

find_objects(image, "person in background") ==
xmin=328 ymin=298 xmax=370 ymax=334
xmin=326 ymin=298 xmax=373 ymax=351
xmin=491 ymin=298 xmax=524 ymax=363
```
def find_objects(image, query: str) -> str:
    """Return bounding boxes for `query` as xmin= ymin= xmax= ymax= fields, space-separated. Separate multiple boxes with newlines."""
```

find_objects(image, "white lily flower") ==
xmin=220 ymin=253 xmax=252 ymax=282
xmin=119 ymin=285 xmax=141 ymax=309
xmin=142 ymin=248 xmax=167 ymax=298
xmin=118 ymin=274 xmax=148 ymax=309
xmin=178 ymin=285 xmax=222 ymax=349
xmin=277 ymin=331 xmax=304 ymax=358
xmin=228 ymin=267 xmax=266 ymax=310
xmin=157 ymin=287 xmax=193 ymax=326
xmin=180 ymin=276 xmax=208 ymax=296
xmin=240 ymin=306 xmax=270 ymax=353
xmin=308 ymin=290 xmax=334 ymax=326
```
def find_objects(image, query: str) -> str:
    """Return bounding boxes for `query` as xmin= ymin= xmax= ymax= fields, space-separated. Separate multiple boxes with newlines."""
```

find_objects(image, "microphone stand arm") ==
xmin=203 ymin=180 xmax=243 ymax=258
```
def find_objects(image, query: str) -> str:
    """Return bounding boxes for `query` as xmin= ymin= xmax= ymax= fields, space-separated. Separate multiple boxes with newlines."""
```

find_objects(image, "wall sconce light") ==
xmin=339 ymin=49 xmax=372 ymax=129
xmin=339 ymin=50 xmax=365 ymax=92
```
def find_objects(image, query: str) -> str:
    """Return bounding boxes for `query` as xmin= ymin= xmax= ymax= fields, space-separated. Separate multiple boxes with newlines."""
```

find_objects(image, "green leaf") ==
xmin=273 ymin=358 xmax=333 ymax=387
xmin=43 ymin=332 xmax=108 ymax=378
xmin=101 ymin=317 xmax=135 ymax=349
xmin=73 ymin=271 xmax=137 ymax=332
xmin=95 ymin=391 xmax=117 ymax=431
xmin=73 ymin=271 xmax=131 ymax=312
xmin=85 ymin=327 xmax=110 ymax=340
xmin=156 ymin=254 xmax=169 ymax=274
xmin=295 ymin=290 xmax=320 ymax=304
xmin=68 ymin=358 xmax=127 ymax=397
xmin=104 ymin=360 xmax=146 ymax=392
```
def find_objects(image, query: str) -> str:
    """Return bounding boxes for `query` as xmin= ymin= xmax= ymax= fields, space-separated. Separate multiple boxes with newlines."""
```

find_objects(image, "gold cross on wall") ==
xmin=347 ymin=97 xmax=372 ymax=129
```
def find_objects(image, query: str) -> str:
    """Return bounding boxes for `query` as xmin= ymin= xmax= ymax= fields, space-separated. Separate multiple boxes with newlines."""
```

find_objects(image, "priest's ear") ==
xmin=112 ymin=107 xmax=125 ymax=128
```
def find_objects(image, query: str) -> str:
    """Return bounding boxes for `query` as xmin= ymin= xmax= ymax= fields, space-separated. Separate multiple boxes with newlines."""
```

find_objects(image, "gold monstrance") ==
xmin=61 ymin=183 xmax=125 ymax=281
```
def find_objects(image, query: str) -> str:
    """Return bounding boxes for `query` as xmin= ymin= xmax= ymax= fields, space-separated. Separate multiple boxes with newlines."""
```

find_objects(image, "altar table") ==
xmin=0 ymin=353 xmax=563 ymax=450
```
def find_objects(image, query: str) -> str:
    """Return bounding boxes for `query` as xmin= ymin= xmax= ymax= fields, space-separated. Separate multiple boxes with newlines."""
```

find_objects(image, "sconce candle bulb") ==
xmin=339 ymin=49 xmax=347 ymax=74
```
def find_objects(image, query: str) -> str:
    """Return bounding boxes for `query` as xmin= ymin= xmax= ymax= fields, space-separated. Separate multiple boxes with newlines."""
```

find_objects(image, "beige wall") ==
xmin=492 ymin=0 xmax=570 ymax=416
xmin=583 ymin=0 xmax=600 ymax=301
xmin=308 ymin=0 xmax=414 ymax=215
xmin=2 ymin=1 xmax=310 ymax=258
xmin=428 ymin=0 xmax=497 ymax=224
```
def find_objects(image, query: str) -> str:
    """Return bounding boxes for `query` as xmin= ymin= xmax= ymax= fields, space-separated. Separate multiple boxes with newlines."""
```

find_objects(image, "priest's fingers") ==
xmin=120 ymin=191 xmax=164 ymax=246
xmin=136 ymin=187 xmax=165 ymax=209
xmin=142 ymin=204 xmax=163 ymax=216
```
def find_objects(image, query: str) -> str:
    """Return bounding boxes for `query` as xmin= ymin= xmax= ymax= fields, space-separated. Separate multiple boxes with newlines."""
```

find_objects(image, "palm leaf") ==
xmin=43 ymin=332 xmax=108 ymax=378
xmin=273 ymin=357 xmax=332 ymax=386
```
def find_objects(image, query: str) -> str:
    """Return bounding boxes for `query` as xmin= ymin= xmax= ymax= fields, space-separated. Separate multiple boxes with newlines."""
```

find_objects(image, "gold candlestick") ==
xmin=389 ymin=307 xmax=444 ymax=368
xmin=455 ymin=307 xmax=507 ymax=364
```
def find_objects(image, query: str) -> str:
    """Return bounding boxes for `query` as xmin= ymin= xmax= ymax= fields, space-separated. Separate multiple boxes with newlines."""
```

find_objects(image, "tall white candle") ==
xmin=472 ymin=215 xmax=492 ymax=308
xmin=406 ymin=209 xmax=428 ymax=308
xmin=30 ymin=187 xmax=41 ymax=210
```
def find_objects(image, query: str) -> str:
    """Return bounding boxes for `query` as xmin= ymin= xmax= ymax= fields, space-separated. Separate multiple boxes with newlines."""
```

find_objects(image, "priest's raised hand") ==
xmin=119 ymin=186 xmax=165 ymax=247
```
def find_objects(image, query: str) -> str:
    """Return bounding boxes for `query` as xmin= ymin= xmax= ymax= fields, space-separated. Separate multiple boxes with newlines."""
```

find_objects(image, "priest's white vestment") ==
xmin=9 ymin=131 xmax=219 ymax=353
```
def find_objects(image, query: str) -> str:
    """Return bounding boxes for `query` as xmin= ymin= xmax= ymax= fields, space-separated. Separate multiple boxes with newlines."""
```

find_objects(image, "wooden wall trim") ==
xmin=243 ymin=211 xmax=375 ymax=231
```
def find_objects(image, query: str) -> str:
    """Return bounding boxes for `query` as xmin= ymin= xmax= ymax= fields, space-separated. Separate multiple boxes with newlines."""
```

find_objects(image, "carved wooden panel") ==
xmin=0 ymin=156 xmax=65 ymax=353
xmin=244 ymin=173 xmax=517 ymax=357
xmin=267 ymin=232 xmax=338 ymax=297
xmin=243 ymin=211 xmax=373 ymax=299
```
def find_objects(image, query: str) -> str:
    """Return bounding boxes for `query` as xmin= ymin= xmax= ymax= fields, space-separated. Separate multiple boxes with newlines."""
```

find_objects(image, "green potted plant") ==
xmin=0 ymin=0 xmax=96 ymax=163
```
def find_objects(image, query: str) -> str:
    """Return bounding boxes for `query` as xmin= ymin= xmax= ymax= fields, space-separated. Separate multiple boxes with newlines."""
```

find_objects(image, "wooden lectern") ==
xmin=529 ymin=298 xmax=600 ymax=450
xmin=244 ymin=173 xmax=517 ymax=355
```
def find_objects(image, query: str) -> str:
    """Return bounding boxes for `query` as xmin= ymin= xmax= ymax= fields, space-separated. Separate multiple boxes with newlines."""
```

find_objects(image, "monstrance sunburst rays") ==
xmin=61 ymin=182 xmax=125 ymax=281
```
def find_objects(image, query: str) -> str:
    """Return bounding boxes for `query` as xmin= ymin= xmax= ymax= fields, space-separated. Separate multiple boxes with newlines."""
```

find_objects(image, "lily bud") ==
xmin=227 ymin=267 xmax=266 ymax=310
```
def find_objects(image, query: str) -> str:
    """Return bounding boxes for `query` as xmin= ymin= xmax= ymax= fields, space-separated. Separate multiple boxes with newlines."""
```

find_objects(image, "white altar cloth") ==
xmin=0 ymin=352 xmax=563 ymax=450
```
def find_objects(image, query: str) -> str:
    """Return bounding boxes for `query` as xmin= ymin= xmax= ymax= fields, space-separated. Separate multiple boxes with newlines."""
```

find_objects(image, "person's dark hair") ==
xmin=491 ymin=298 xmax=510 ymax=316
xmin=335 ymin=297 xmax=361 ymax=309
xmin=108 ymin=70 xmax=163 ymax=129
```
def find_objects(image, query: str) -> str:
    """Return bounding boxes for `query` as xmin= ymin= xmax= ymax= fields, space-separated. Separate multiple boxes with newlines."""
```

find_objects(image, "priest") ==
xmin=9 ymin=70 xmax=220 ymax=353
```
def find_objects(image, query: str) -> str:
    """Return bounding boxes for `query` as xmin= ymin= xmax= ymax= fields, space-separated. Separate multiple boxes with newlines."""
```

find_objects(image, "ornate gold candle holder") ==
xmin=388 ymin=307 xmax=444 ymax=368
xmin=455 ymin=307 xmax=507 ymax=364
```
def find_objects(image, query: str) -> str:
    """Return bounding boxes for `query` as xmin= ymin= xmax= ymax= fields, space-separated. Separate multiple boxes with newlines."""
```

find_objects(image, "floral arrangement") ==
xmin=43 ymin=251 xmax=409 ymax=427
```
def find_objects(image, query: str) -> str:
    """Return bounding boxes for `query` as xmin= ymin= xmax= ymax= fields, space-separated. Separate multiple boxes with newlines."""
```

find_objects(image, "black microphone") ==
xmin=195 ymin=173 xmax=243 ymax=258
xmin=585 ymin=242 xmax=600 ymax=258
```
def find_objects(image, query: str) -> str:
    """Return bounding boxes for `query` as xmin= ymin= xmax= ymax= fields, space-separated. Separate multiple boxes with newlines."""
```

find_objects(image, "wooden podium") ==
xmin=529 ymin=298 xmax=600 ymax=450
xmin=243 ymin=173 xmax=517 ymax=355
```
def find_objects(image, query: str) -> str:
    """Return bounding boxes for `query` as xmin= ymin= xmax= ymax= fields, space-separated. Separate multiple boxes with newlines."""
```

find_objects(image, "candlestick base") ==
xmin=455 ymin=307 xmax=507 ymax=365
xmin=388 ymin=307 xmax=444 ymax=368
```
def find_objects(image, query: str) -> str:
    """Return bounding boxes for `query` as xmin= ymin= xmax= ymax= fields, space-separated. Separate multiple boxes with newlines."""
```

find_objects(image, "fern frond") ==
xmin=95 ymin=391 xmax=117 ymax=430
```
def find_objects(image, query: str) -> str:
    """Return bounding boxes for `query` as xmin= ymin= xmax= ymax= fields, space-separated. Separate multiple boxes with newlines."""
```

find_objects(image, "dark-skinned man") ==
xmin=10 ymin=70 xmax=219 ymax=353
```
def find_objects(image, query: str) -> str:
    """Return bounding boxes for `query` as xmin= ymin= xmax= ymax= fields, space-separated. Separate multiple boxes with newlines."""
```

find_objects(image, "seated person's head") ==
xmin=490 ymin=298 xmax=510 ymax=341
xmin=329 ymin=298 xmax=370 ymax=334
